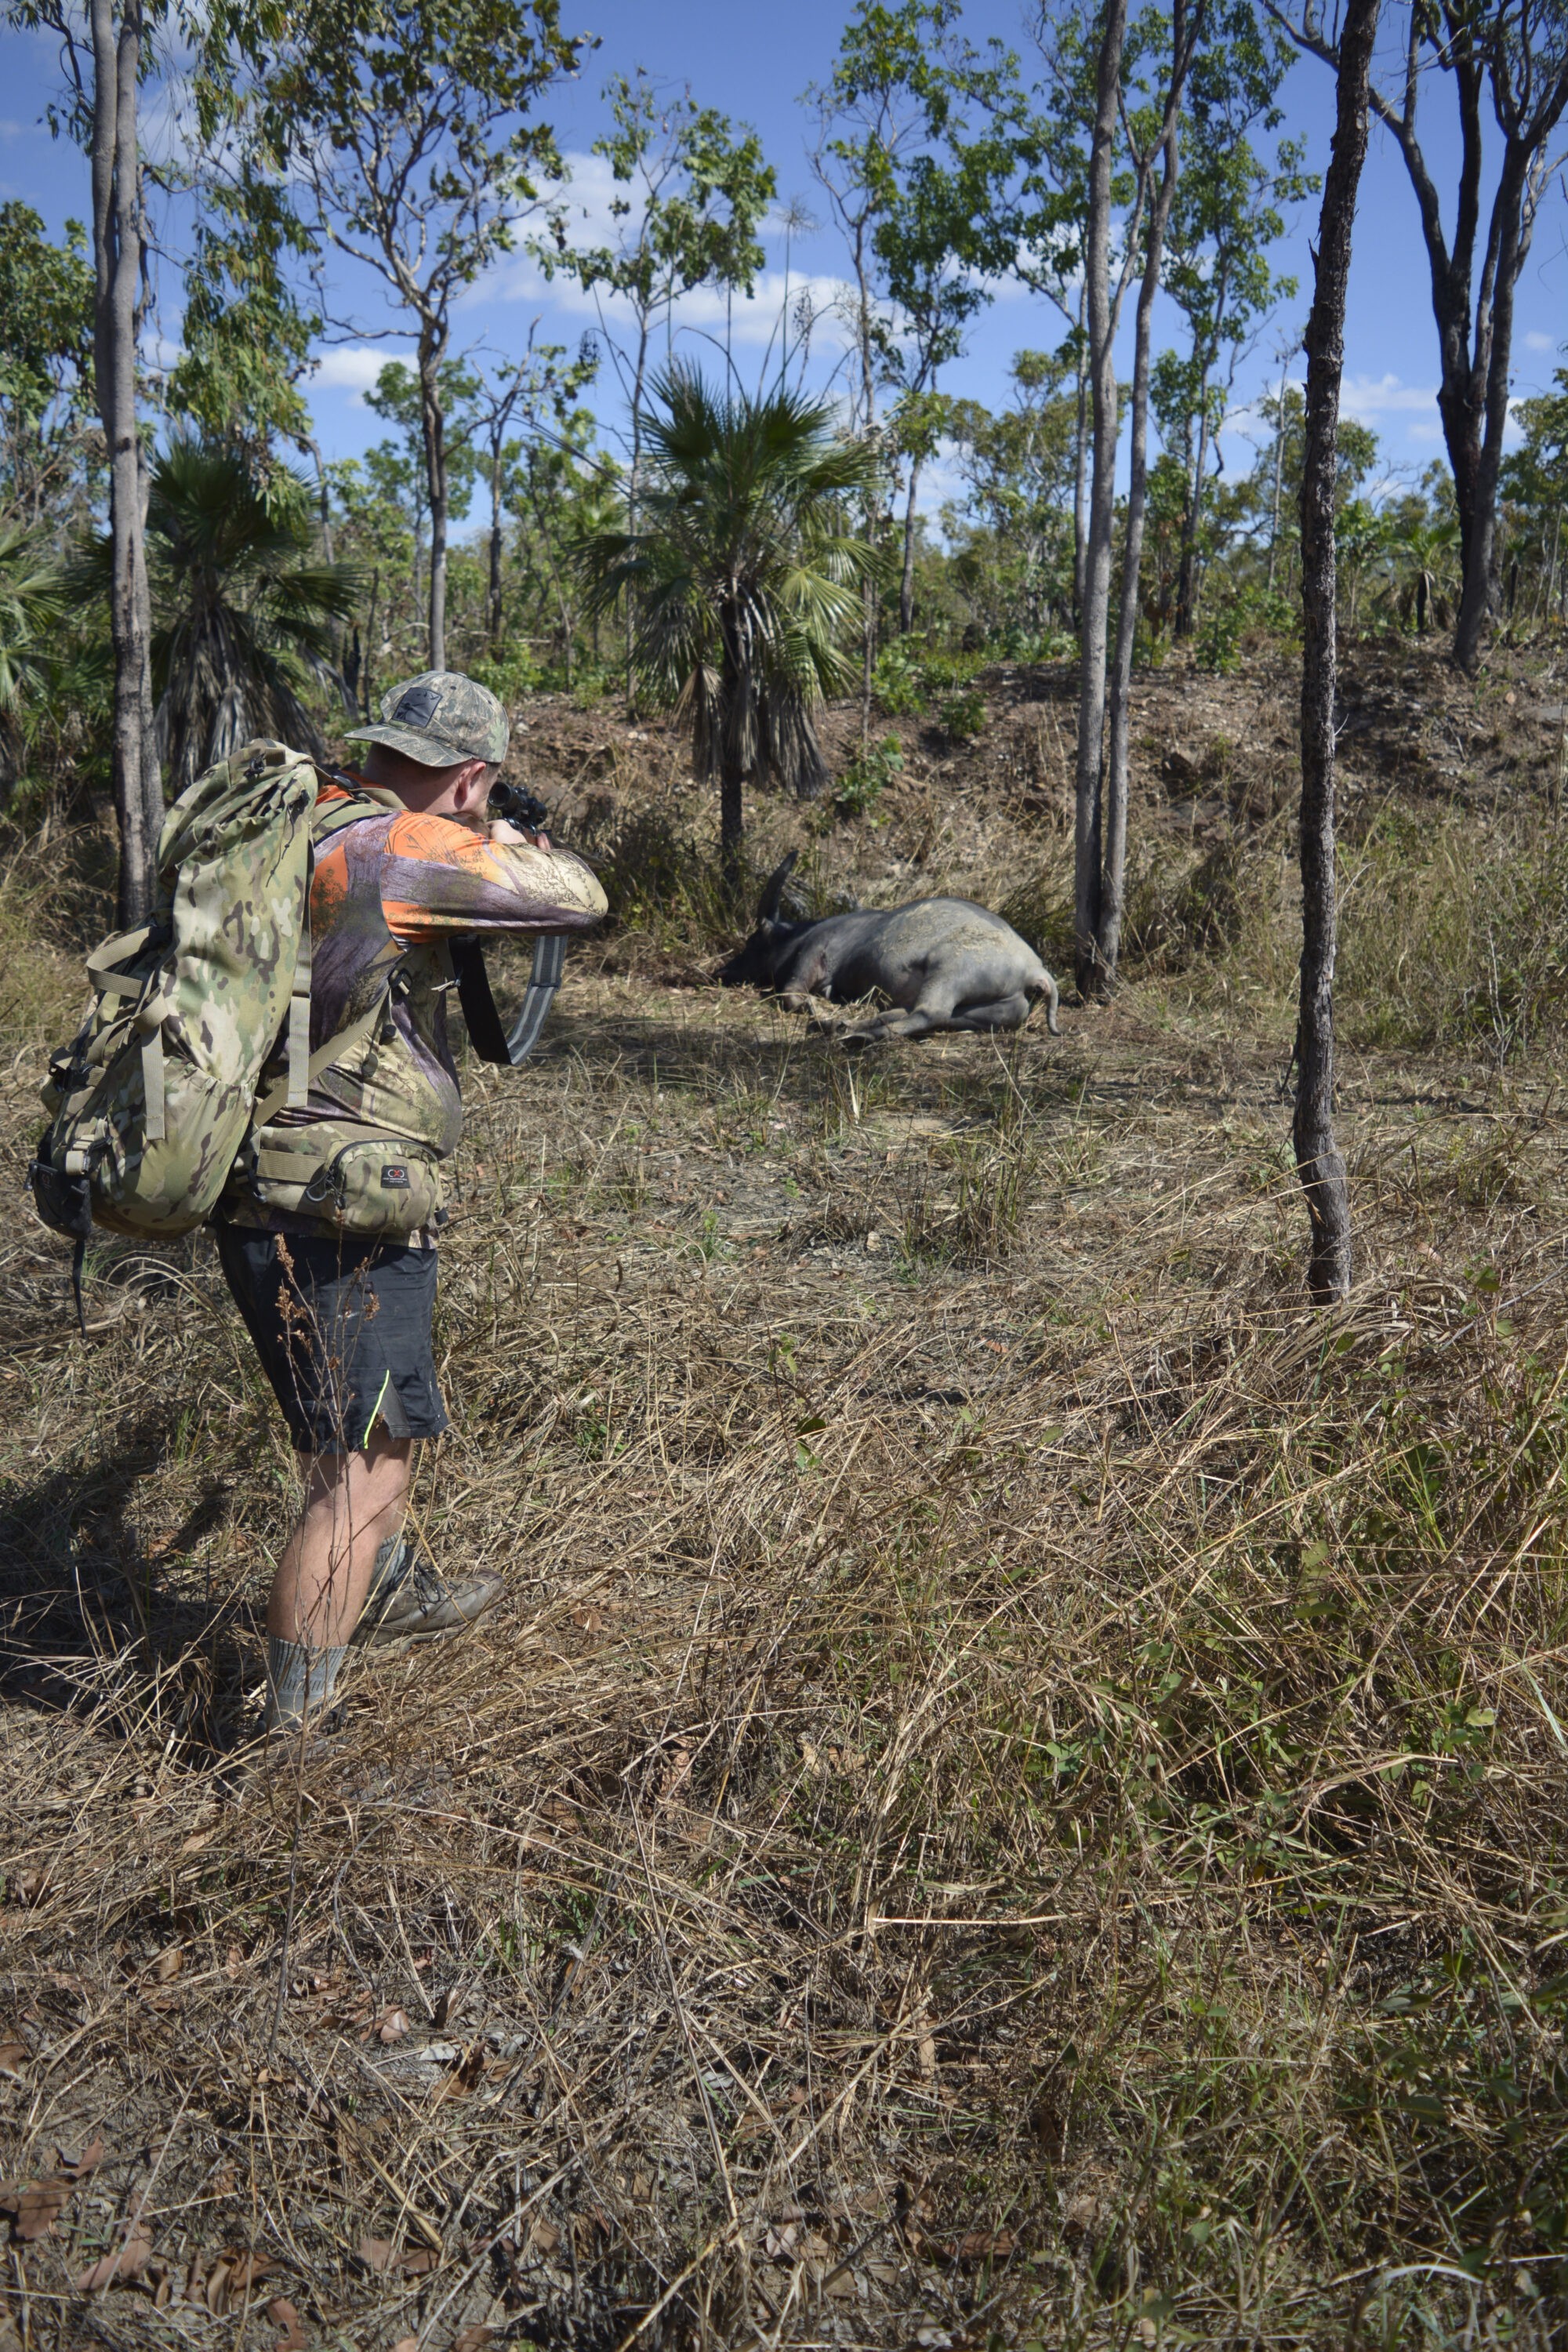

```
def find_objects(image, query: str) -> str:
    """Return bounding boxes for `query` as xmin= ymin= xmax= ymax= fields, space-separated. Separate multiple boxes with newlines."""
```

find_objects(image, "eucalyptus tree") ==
xmin=873 ymin=120 xmax=1018 ymax=632
xmin=0 ymin=205 xmax=95 ymax=531
xmin=255 ymin=0 xmax=586 ymax=673
xmin=1099 ymin=0 xmax=1207 ymax=984
xmin=9 ymin=0 xmax=174 ymax=916
xmin=573 ymin=372 xmax=879 ymax=883
xmin=1271 ymin=0 xmax=1568 ymax=673
xmin=1154 ymin=12 xmax=1310 ymax=641
xmin=472 ymin=332 xmax=597 ymax=660
xmin=535 ymin=69 xmax=772 ymax=699
xmin=1293 ymin=0 xmax=1381 ymax=1303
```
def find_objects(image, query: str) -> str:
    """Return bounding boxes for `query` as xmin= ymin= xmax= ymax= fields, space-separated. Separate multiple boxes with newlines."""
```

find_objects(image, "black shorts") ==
xmin=215 ymin=1225 xmax=449 ymax=1454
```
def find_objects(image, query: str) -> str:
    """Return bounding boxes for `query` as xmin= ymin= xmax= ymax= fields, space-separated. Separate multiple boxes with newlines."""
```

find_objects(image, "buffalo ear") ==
xmin=757 ymin=849 xmax=800 ymax=924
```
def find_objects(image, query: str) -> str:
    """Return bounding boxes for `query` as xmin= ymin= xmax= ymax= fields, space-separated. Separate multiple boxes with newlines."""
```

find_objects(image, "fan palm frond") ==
xmin=78 ymin=438 xmax=364 ymax=796
xmin=572 ymin=370 xmax=882 ymax=868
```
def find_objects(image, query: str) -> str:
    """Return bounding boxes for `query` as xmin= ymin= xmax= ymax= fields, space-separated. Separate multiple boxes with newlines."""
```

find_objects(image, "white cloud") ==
xmin=311 ymin=346 xmax=411 ymax=396
xmin=1338 ymin=373 xmax=1441 ymax=421
xmin=1524 ymin=331 xmax=1557 ymax=354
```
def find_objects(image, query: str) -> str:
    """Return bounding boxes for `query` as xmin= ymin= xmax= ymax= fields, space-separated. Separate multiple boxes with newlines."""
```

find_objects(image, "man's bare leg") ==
xmin=263 ymin=1438 xmax=411 ymax=1731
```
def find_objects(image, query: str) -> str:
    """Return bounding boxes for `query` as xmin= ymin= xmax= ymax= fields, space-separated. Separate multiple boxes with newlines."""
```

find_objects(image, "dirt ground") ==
xmin=2 ymin=640 xmax=1567 ymax=2350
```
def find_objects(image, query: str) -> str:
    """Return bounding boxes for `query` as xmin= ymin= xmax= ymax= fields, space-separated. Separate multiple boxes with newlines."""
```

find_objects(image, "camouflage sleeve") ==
xmin=379 ymin=811 xmax=608 ymax=945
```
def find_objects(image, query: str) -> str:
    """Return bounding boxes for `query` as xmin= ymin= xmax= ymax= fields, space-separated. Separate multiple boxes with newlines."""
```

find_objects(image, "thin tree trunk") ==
xmin=626 ymin=318 xmax=651 ymax=716
xmin=1268 ymin=345 xmax=1290 ymax=591
xmin=92 ymin=0 xmax=159 ymax=926
xmin=1174 ymin=318 xmax=1221 ymax=637
xmin=419 ymin=339 xmax=448 ymax=671
xmin=1073 ymin=0 xmax=1129 ymax=1002
xmin=1294 ymin=0 xmax=1379 ymax=1305
xmin=1071 ymin=274 xmax=1089 ymax=626
xmin=1103 ymin=15 xmax=1192 ymax=982
xmin=488 ymin=443 xmax=504 ymax=652
xmin=899 ymin=455 xmax=924 ymax=637
xmin=1454 ymin=147 xmax=1530 ymax=673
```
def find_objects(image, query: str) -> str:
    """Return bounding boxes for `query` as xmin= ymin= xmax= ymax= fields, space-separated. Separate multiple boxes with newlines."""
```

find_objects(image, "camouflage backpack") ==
xmin=29 ymin=740 xmax=389 ymax=1308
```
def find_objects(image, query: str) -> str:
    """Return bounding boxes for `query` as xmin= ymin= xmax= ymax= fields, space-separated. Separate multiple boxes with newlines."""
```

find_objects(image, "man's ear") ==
xmin=454 ymin=759 xmax=492 ymax=818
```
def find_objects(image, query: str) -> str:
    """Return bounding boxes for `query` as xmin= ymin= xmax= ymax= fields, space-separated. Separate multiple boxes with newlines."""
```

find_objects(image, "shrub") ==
xmin=833 ymin=734 xmax=903 ymax=820
xmin=872 ymin=640 xmax=924 ymax=717
xmin=938 ymin=686 xmax=987 ymax=742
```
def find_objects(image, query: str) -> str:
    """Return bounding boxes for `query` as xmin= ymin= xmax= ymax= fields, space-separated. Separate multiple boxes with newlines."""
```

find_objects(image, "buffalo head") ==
xmin=719 ymin=851 xmax=802 ymax=989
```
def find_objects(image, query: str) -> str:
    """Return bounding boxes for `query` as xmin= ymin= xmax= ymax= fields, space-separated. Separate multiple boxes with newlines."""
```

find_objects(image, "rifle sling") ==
xmin=450 ymin=938 xmax=514 ymax=1066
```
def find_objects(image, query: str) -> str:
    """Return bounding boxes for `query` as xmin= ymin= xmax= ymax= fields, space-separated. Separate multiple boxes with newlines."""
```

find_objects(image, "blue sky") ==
xmin=5 ymin=0 xmax=1566 ymax=524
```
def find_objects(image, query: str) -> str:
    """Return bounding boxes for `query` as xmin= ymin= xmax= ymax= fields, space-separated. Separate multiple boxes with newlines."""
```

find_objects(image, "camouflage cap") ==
xmin=345 ymin=670 xmax=510 ymax=769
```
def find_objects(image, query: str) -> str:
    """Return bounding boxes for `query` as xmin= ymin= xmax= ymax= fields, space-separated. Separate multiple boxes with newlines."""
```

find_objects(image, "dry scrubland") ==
xmin=3 ymin=643 xmax=1568 ymax=2351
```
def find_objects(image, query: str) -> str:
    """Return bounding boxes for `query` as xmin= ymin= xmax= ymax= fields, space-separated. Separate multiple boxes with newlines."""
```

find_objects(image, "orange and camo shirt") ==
xmin=223 ymin=772 xmax=606 ymax=1233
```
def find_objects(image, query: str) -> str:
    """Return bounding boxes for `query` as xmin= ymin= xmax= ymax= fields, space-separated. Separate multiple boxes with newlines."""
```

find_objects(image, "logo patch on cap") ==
xmin=392 ymin=684 xmax=441 ymax=727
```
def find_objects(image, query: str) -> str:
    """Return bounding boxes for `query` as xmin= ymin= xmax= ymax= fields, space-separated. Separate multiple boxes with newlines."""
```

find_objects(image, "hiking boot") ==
xmin=353 ymin=1541 xmax=504 ymax=1646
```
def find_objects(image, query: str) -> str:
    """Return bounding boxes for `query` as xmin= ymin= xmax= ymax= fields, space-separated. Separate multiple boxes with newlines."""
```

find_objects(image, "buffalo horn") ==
xmin=757 ymin=849 xmax=800 ymax=923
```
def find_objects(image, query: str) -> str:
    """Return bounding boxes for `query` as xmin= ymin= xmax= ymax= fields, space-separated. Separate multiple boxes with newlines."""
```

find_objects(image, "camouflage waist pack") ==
xmin=29 ymin=741 xmax=400 ymax=1302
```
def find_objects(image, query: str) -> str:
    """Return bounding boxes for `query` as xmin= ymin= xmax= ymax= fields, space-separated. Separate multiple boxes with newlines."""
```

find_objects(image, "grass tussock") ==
xmin=2 ymin=644 xmax=1568 ymax=2349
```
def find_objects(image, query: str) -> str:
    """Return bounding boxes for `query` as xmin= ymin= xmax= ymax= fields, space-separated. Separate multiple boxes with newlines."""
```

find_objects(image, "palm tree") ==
xmin=136 ymin=441 xmax=361 ymax=795
xmin=573 ymin=371 xmax=880 ymax=881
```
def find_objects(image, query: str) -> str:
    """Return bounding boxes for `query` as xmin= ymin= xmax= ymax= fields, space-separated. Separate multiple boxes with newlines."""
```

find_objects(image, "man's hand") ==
xmin=489 ymin=817 xmax=551 ymax=850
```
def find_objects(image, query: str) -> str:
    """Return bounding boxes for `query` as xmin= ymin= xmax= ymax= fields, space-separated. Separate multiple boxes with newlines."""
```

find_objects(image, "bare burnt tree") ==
xmin=1273 ymin=0 xmax=1568 ymax=675
xmin=1294 ymin=0 xmax=1381 ymax=1305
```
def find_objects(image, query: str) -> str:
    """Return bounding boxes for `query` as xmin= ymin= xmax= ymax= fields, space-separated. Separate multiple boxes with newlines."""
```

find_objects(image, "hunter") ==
xmin=215 ymin=670 xmax=606 ymax=1742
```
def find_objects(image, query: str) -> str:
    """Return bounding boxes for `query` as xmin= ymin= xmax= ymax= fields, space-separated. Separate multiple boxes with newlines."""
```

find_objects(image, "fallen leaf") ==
xmin=178 ymin=1830 xmax=215 ymax=1857
xmin=0 ymin=2045 xmax=27 ymax=2082
xmin=151 ymin=1947 xmax=183 ymax=1982
xmin=453 ymin=2329 xmax=494 ymax=2352
xmin=946 ymin=2229 xmax=1014 ymax=2263
xmin=202 ymin=2259 xmax=234 ymax=2316
xmin=62 ymin=2137 xmax=105 ymax=2180
xmin=227 ymin=2251 xmax=277 ymax=2292
xmin=389 ymin=2340 xmax=419 ymax=2352
xmin=0 ymin=2180 xmax=66 ymax=2241
xmin=526 ymin=2218 xmax=560 ymax=2256
xmin=268 ymin=2296 xmax=307 ymax=2350
xmin=224 ymin=1946 xmax=244 ymax=1980
xmin=376 ymin=2007 xmax=411 ymax=2045
xmin=76 ymin=2237 xmax=152 ymax=2290
xmin=357 ymin=2237 xmax=437 ymax=2278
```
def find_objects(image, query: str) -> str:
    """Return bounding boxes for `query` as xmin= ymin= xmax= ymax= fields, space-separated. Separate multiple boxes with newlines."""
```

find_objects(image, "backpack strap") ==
xmin=285 ymin=852 xmax=314 ymax=1109
xmin=251 ymin=985 xmax=390 ymax=1134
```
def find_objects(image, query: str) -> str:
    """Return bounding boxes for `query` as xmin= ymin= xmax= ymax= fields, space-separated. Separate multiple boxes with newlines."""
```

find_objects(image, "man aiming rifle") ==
xmin=212 ymin=671 xmax=605 ymax=1744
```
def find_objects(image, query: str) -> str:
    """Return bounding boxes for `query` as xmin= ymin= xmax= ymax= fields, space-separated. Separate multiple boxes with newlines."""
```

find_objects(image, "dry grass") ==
xmin=2 ymin=643 xmax=1568 ymax=2351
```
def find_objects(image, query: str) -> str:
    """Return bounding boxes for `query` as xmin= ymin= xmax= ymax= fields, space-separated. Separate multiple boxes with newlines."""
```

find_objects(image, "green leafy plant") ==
xmin=938 ymin=684 xmax=987 ymax=739
xmin=834 ymin=733 xmax=904 ymax=818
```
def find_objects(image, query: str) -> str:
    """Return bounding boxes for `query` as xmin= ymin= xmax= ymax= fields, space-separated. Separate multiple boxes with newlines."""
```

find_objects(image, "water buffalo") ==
xmin=720 ymin=854 xmax=1061 ymax=1043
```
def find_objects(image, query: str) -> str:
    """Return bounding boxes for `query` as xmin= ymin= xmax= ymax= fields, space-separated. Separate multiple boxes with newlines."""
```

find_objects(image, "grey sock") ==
xmin=265 ymin=1636 xmax=347 ymax=1732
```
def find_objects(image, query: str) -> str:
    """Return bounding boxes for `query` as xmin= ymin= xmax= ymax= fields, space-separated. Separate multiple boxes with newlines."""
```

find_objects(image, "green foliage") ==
xmin=116 ymin=440 xmax=361 ymax=793
xmin=536 ymin=67 xmax=775 ymax=364
xmin=0 ymin=204 xmax=94 ymax=524
xmin=871 ymin=638 xmax=925 ymax=716
xmin=833 ymin=732 xmax=903 ymax=818
xmin=936 ymin=684 xmax=987 ymax=739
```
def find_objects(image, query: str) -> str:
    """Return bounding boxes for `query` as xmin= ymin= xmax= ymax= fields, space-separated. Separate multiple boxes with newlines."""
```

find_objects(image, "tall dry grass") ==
xmin=1 ymin=674 xmax=1567 ymax=2348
